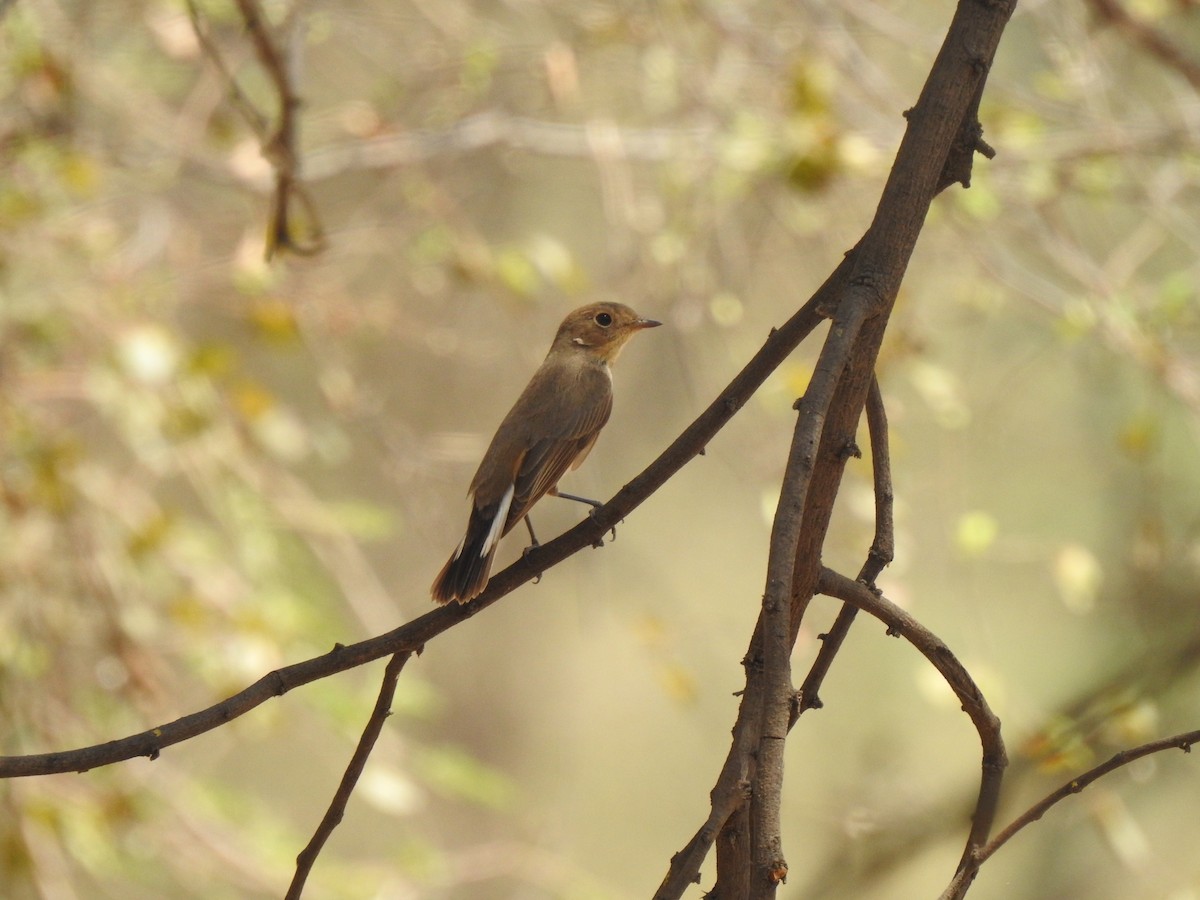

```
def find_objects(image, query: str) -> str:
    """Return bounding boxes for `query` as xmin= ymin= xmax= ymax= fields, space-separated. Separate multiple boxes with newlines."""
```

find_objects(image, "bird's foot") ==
xmin=521 ymin=542 xmax=544 ymax=583
xmin=586 ymin=505 xmax=622 ymax=546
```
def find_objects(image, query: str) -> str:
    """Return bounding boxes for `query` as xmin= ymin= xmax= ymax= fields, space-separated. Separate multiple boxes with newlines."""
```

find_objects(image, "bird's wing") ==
xmin=504 ymin=372 xmax=613 ymax=532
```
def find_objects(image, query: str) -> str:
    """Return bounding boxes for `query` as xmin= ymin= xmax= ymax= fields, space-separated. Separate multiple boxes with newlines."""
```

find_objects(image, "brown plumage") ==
xmin=431 ymin=302 xmax=661 ymax=604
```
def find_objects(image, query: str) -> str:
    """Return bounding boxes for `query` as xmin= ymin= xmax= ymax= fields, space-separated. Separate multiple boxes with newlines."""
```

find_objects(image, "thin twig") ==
xmin=287 ymin=651 xmax=412 ymax=899
xmin=651 ymin=252 xmax=859 ymax=900
xmin=939 ymin=729 xmax=1200 ymax=900
xmin=231 ymin=0 xmax=325 ymax=258
xmin=183 ymin=0 xmax=270 ymax=135
xmin=187 ymin=0 xmax=324 ymax=257
xmin=1085 ymin=0 xmax=1200 ymax=91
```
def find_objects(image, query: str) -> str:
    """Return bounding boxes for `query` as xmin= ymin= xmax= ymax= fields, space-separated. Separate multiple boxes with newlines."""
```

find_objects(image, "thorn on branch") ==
xmin=839 ymin=440 xmax=862 ymax=460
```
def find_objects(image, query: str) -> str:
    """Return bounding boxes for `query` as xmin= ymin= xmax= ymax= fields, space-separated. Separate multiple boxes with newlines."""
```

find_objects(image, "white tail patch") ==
xmin=480 ymin=483 xmax=514 ymax=558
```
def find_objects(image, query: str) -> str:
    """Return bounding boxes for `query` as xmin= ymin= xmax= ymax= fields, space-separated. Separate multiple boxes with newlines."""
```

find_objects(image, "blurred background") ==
xmin=2 ymin=1 xmax=1200 ymax=898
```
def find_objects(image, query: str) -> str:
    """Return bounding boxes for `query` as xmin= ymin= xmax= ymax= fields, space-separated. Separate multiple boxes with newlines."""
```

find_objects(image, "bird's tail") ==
xmin=431 ymin=505 xmax=500 ymax=604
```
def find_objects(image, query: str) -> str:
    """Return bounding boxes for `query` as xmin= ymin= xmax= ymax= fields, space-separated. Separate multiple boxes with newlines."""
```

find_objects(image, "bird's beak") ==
xmin=635 ymin=317 xmax=662 ymax=330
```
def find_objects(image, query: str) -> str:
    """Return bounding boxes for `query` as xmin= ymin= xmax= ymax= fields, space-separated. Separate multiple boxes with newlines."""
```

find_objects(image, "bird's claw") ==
xmin=522 ymin=543 xmax=544 ymax=584
xmin=585 ymin=506 xmax=622 ymax=546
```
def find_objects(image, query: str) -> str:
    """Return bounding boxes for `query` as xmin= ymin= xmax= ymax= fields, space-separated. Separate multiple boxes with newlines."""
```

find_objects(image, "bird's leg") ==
xmin=549 ymin=487 xmax=619 ymax=546
xmin=521 ymin=515 xmax=544 ymax=583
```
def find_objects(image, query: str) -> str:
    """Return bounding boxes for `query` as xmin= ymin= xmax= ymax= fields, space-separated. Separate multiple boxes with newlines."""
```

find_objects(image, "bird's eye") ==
xmin=594 ymin=312 xmax=613 ymax=327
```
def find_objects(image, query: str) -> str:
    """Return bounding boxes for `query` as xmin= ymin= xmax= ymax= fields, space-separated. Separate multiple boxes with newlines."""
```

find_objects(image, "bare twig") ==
xmin=183 ymin=0 xmax=269 ymax=134
xmin=187 ymin=0 xmax=325 ymax=258
xmin=231 ymin=0 xmax=324 ymax=258
xmin=940 ymin=729 xmax=1200 ymax=899
xmin=287 ymin=651 xmax=412 ymax=899
xmin=1085 ymin=0 xmax=1200 ymax=91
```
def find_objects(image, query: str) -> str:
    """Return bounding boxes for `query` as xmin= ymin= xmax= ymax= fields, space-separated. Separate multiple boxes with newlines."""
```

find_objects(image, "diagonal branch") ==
xmin=749 ymin=291 xmax=873 ymax=896
xmin=286 ymin=651 xmax=412 ymax=899
xmin=941 ymin=729 xmax=1200 ymax=900
xmin=796 ymin=375 xmax=893 ymax=719
xmin=1084 ymin=0 xmax=1200 ymax=91
xmin=650 ymin=252 xmax=858 ymax=900
xmin=0 ymin=254 xmax=834 ymax=780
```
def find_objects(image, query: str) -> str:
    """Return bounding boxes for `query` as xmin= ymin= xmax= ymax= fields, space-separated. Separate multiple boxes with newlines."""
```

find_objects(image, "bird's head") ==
xmin=552 ymin=302 xmax=661 ymax=364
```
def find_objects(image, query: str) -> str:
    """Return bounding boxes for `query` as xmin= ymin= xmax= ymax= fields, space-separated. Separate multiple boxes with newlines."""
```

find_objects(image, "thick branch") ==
xmin=749 ymin=293 xmax=872 ymax=897
xmin=651 ymin=252 xmax=859 ymax=900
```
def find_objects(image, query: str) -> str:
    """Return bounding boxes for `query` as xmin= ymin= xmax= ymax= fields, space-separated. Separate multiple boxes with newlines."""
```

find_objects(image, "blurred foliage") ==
xmin=1 ymin=0 xmax=1200 ymax=898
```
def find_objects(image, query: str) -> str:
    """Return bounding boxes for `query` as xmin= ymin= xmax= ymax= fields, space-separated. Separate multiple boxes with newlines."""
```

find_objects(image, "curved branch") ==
xmin=814 ymin=567 xmax=1007 ymax=896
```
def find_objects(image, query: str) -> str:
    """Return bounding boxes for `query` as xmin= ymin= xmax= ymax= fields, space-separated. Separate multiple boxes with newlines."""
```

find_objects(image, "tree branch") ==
xmin=814 ymin=566 xmax=1008 ymax=897
xmin=796 ymin=375 xmax=893 ymax=718
xmin=651 ymin=253 xmax=859 ymax=900
xmin=749 ymin=291 xmax=872 ymax=896
xmin=286 ymin=651 xmax=412 ymax=899
xmin=941 ymin=729 xmax=1200 ymax=899
xmin=1084 ymin=0 xmax=1200 ymax=91
xmin=0 ymin=253 xmax=834 ymax=780
xmin=659 ymin=0 xmax=1017 ymax=889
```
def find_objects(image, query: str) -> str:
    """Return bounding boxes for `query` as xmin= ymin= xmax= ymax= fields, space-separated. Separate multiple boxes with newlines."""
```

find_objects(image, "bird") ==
xmin=431 ymin=302 xmax=661 ymax=604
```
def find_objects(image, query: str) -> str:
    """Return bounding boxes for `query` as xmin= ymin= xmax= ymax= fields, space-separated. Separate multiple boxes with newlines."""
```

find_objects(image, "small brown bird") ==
xmin=431 ymin=302 xmax=661 ymax=604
